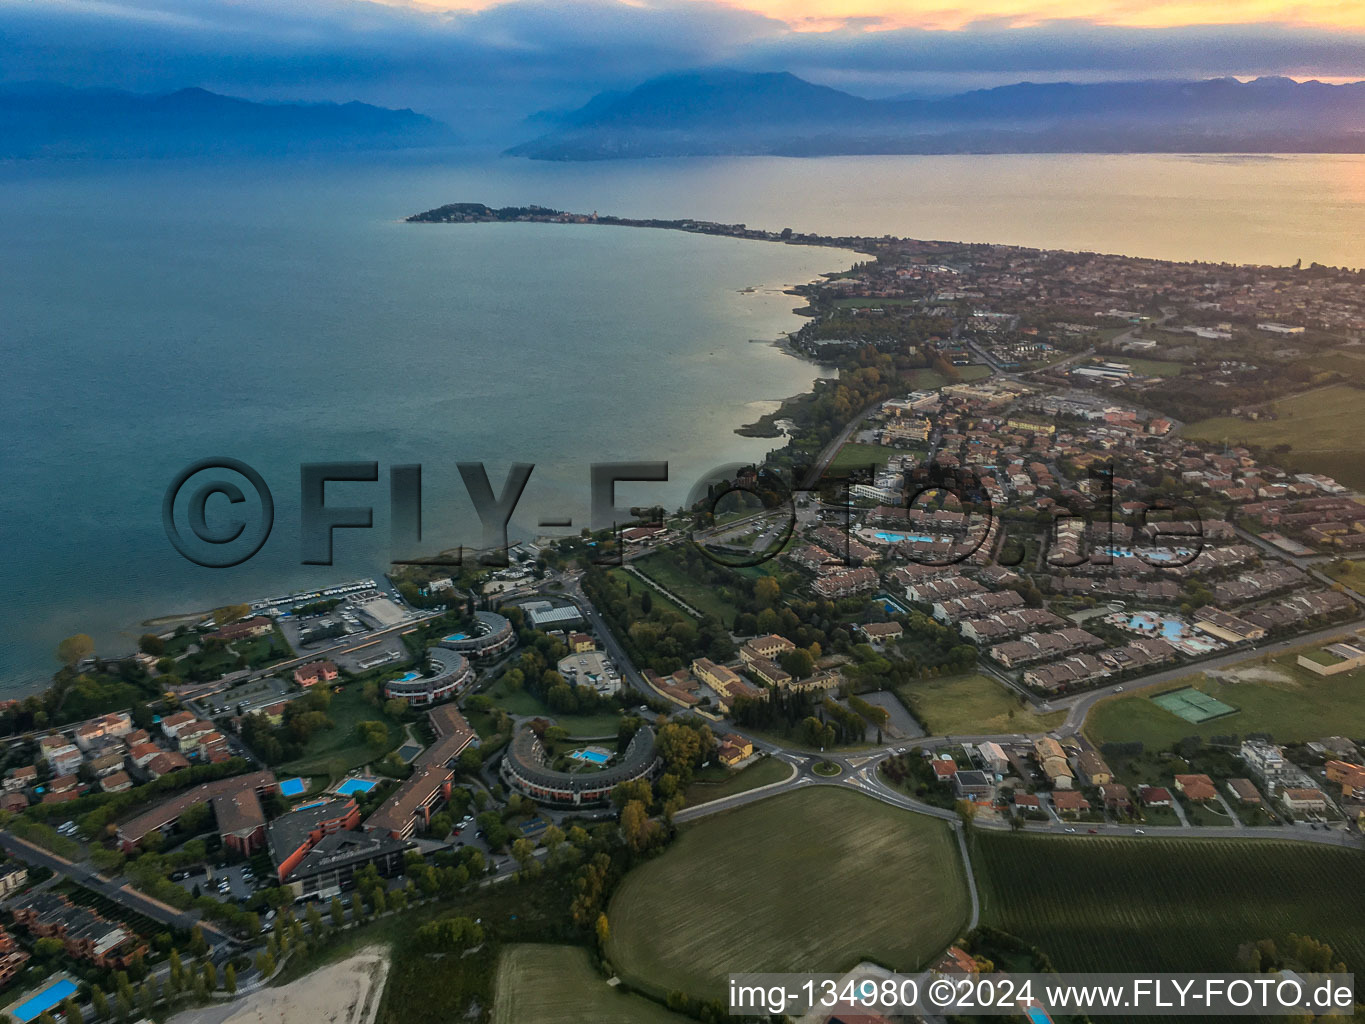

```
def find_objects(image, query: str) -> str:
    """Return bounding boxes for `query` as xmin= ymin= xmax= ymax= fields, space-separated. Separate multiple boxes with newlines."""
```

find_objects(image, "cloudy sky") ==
xmin=3 ymin=0 xmax=1364 ymax=134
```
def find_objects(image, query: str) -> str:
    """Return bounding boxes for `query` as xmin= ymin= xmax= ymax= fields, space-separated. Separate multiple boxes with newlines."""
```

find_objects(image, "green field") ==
xmin=896 ymin=673 xmax=1065 ymax=736
xmin=632 ymin=552 xmax=742 ymax=625
xmin=606 ymin=788 xmax=970 ymax=1000
xmin=604 ymin=567 xmax=696 ymax=622
xmin=485 ymin=678 xmax=623 ymax=737
xmin=1084 ymin=649 xmax=1365 ymax=749
xmin=682 ymin=756 xmax=793 ymax=806
xmin=1184 ymin=384 xmax=1365 ymax=488
xmin=973 ymin=832 xmax=1365 ymax=973
xmin=492 ymin=945 xmax=690 ymax=1024
xmin=1122 ymin=356 xmax=1187 ymax=377
xmin=828 ymin=442 xmax=906 ymax=473
xmin=280 ymin=685 xmax=407 ymax=780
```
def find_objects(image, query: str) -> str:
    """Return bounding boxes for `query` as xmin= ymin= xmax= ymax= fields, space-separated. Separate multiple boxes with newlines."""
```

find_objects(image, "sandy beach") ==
xmin=168 ymin=947 xmax=391 ymax=1024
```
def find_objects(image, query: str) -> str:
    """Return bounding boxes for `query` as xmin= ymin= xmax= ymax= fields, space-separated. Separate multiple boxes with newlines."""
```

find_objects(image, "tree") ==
xmin=620 ymin=799 xmax=655 ymax=852
xmin=56 ymin=634 xmax=94 ymax=667
xmin=138 ymin=633 xmax=165 ymax=656
xmin=189 ymin=924 xmax=207 ymax=956
xmin=427 ymin=812 xmax=453 ymax=838
xmin=224 ymin=963 xmax=237 ymax=995
xmin=511 ymin=838 xmax=536 ymax=874
xmin=383 ymin=697 xmax=408 ymax=719
xmin=595 ymin=912 xmax=611 ymax=947
xmin=356 ymin=720 xmax=389 ymax=747
xmin=213 ymin=604 xmax=250 ymax=625
xmin=754 ymin=576 xmax=781 ymax=609
xmin=415 ymin=915 xmax=483 ymax=951
xmin=330 ymin=896 xmax=345 ymax=927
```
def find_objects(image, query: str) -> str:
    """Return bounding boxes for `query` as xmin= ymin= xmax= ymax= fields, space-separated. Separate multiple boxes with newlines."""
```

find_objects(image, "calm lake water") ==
xmin=3 ymin=152 xmax=1365 ymax=692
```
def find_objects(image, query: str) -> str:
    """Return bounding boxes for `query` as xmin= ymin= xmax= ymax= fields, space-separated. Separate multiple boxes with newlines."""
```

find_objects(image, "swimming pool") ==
xmin=279 ymin=777 xmax=306 ymax=797
xmin=873 ymin=530 xmax=935 ymax=544
xmin=336 ymin=778 xmax=378 ymax=795
xmin=442 ymin=632 xmax=469 ymax=642
xmin=1024 ymin=1006 xmax=1054 ymax=1024
xmin=569 ymin=749 xmax=610 ymax=765
xmin=12 ymin=979 xmax=78 ymax=1023
xmin=392 ymin=670 xmax=421 ymax=683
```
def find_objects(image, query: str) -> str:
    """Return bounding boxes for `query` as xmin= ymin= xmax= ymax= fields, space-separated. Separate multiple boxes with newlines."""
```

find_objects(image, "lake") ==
xmin=3 ymin=151 xmax=1365 ymax=692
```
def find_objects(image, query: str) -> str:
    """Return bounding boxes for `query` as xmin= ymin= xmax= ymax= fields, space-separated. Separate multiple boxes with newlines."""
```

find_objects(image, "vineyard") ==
xmin=972 ymin=832 xmax=1365 ymax=973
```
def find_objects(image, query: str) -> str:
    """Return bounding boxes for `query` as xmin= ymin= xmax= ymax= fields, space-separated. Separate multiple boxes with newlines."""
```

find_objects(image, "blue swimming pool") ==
xmin=1024 ymin=1006 xmax=1054 ymax=1024
xmin=279 ymin=777 xmax=306 ymax=797
xmin=442 ymin=632 xmax=469 ymax=642
xmin=13 ymin=979 xmax=78 ymax=1022
xmin=336 ymin=778 xmax=378 ymax=795
xmin=569 ymin=749 xmax=610 ymax=765
xmin=392 ymin=670 xmax=421 ymax=683
xmin=873 ymin=530 xmax=934 ymax=544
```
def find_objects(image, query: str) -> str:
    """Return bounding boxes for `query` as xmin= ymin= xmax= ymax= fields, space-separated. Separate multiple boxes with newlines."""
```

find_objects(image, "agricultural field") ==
xmin=896 ymin=673 xmax=1065 ymax=736
xmin=1184 ymin=384 xmax=1365 ymax=488
xmin=606 ymin=788 xmax=971 ymax=1000
xmin=1084 ymin=649 xmax=1365 ymax=750
xmin=682 ymin=755 xmax=793 ymax=806
xmin=280 ymin=685 xmax=407 ymax=780
xmin=492 ymin=945 xmax=690 ymax=1024
xmin=973 ymin=832 xmax=1365 ymax=974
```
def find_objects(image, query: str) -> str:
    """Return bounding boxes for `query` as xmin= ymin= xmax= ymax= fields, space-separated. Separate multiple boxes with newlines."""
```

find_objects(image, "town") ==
xmin=0 ymin=214 xmax=1363 ymax=1023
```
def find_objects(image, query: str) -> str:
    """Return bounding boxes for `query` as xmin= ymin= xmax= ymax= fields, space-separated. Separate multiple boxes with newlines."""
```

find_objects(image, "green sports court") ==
xmin=1150 ymin=687 xmax=1239 ymax=723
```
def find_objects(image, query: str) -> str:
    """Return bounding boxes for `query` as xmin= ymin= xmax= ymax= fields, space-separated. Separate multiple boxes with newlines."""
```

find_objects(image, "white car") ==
xmin=1063 ymin=827 xmax=1077 ymax=833
xmin=1134 ymin=828 xmax=1146 ymax=835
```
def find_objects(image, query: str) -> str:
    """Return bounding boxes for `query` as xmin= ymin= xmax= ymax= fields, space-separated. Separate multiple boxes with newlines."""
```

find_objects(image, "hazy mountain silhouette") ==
xmin=509 ymin=70 xmax=1365 ymax=159
xmin=0 ymin=84 xmax=455 ymax=158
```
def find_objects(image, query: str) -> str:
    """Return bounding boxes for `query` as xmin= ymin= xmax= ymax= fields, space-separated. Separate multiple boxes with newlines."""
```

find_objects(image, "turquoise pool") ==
xmin=336 ymin=778 xmax=378 ymax=795
xmin=569 ymin=749 xmax=610 ymax=765
xmin=442 ymin=632 xmax=469 ymax=642
xmin=873 ymin=530 xmax=934 ymax=544
xmin=392 ymin=671 xmax=421 ymax=683
xmin=13 ymin=979 xmax=78 ymax=1023
xmin=279 ymin=777 xmax=306 ymax=797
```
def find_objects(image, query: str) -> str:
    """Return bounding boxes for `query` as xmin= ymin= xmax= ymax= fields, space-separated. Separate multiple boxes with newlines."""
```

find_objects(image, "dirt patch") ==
xmin=169 ymin=947 xmax=390 ymax=1024
xmin=1204 ymin=667 xmax=1297 ymax=686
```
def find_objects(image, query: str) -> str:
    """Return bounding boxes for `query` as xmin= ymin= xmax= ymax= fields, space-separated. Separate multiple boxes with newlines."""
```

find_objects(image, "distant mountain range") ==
xmin=0 ymin=84 xmax=454 ymax=158
xmin=509 ymin=71 xmax=1365 ymax=160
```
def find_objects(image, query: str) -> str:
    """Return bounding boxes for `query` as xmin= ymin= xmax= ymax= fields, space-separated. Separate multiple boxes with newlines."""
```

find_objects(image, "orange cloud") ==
xmin=398 ymin=0 xmax=1365 ymax=32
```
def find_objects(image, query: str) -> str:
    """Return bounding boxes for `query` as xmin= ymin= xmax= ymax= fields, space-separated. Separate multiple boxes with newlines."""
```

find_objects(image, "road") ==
xmin=0 ymin=833 xmax=235 ymax=947
xmin=1055 ymin=619 xmax=1365 ymax=732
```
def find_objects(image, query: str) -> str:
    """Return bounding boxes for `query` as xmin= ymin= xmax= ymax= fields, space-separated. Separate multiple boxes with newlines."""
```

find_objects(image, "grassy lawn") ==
xmin=632 ymin=551 xmax=742 ymax=625
xmin=896 ymin=673 xmax=1065 ymax=736
xmin=682 ymin=756 xmax=793 ymax=806
xmin=1325 ymin=559 xmax=1365 ymax=589
xmin=828 ymin=442 xmax=904 ymax=473
xmin=1184 ymin=384 xmax=1365 ymax=488
xmin=1084 ymin=648 xmax=1365 ymax=749
xmin=605 ymin=567 xmax=695 ymax=622
xmin=1122 ymin=356 xmax=1187 ymax=377
xmin=485 ymin=679 xmax=623 ymax=737
xmin=973 ymin=832 xmax=1365 ymax=974
xmin=606 ymin=787 xmax=970 ymax=1001
xmin=955 ymin=364 xmax=993 ymax=382
xmin=279 ymin=685 xmax=407 ymax=780
xmin=492 ymin=945 xmax=690 ymax=1024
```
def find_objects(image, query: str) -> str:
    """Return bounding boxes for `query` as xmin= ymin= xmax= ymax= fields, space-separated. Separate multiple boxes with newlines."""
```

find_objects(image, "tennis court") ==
xmin=1151 ymin=687 xmax=1239 ymax=723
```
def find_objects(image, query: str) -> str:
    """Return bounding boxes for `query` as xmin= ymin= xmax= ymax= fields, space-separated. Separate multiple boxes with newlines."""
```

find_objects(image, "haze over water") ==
xmin=3 ymin=152 xmax=1365 ymax=693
